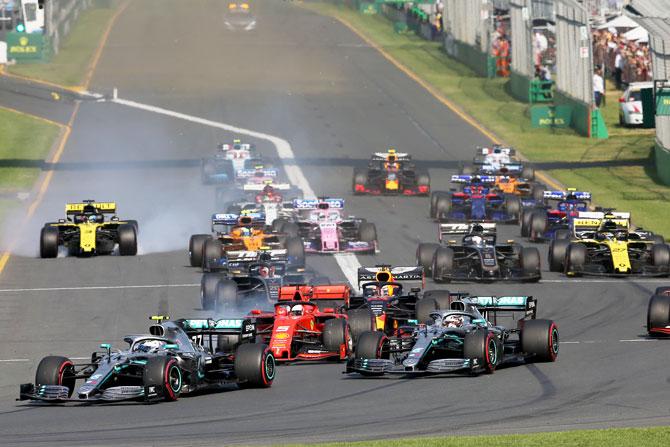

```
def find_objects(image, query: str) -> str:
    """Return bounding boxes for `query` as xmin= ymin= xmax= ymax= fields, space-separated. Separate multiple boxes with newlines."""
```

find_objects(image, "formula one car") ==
xmin=251 ymin=285 xmax=356 ymax=362
xmin=346 ymin=295 xmax=558 ymax=376
xmin=353 ymin=148 xmax=430 ymax=196
xmin=220 ymin=184 xmax=304 ymax=226
xmin=347 ymin=266 xmax=429 ymax=338
xmin=201 ymin=140 xmax=259 ymax=184
xmin=416 ymin=223 xmax=541 ymax=282
xmin=19 ymin=316 xmax=274 ymax=403
xmin=461 ymin=145 xmax=534 ymax=179
xmin=520 ymin=189 xmax=591 ymax=241
xmin=648 ymin=287 xmax=670 ymax=336
xmin=548 ymin=211 xmax=670 ymax=276
xmin=189 ymin=214 xmax=305 ymax=270
xmin=430 ymin=175 xmax=521 ymax=223
xmin=274 ymin=198 xmax=379 ymax=254
xmin=40 ymin=200 xmax=138 ymax=258
xmin=224 ymin=2 xmax=256 ymax=31
xmin=235 ymin=165 xmax=278 ymax=186
xmin=200 ymin=252 xmax=307 ymax=311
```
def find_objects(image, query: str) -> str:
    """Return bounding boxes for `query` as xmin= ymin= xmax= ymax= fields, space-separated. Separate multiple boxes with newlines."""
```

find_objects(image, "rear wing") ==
xmin=226 ymin=249 xmax=287 ymax=263
xmin=371 ymin=151 xmax=411 ymax=161
xmin=450 ymin=174 xmax=496 ymax=184
xmin=236 ymin=168 xmax=278 ymax=178
xmin=278 ymin=284 xmax=350 ymax=307
xmin=439 ymin=223 xmax=496 ymax=239
xmin=65 ymin=201 xmax=116 ymax=215
xmin=478 ymin=162 xmax=523 ymax=171
xmin=242 ymin=182 xmax=292 ymax=191
xmin=292 ymin=198 xmax=344 ymax=210
xmin=211 ymin=212 xmax=265 ymax=226
xmin=477 ymin=146 xmax=515 ymax=156
xmin=170 ymin=318 xmax=257 ymax=351
xmin=219 ymin=143 xmax=253 ymax=151
xmin=357 ymin=266 xmax=424 ymax=287
xmin=467 ymin=296 xmax=536 ymax=321
xmin=573 ymin=211 xmax=630 ymax=231
xmin=543 ymin=190 xmax=591 ymax=201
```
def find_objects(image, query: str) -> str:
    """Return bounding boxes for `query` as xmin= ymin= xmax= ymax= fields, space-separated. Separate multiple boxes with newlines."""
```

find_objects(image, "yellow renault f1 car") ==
xmin=548 ymin=211 xmax=669 ymax=276
xmin=40 ymin=200 xmax=138 ymax=258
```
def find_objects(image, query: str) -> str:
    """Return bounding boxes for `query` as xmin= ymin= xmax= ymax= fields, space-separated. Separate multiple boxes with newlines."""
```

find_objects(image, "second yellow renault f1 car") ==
xmin=40 ymin=200 xmax=138 ymax=258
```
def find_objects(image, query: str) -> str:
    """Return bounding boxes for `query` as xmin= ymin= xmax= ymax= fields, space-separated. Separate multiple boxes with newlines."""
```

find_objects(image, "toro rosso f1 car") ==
xmin=520 ymin=189 xmax=591 ymax=241
xmin=416 ymin=223 xmax=541 ymax=282
xmin=353 ymin=148 xmax=430 ymax=196
xmin=251 ymin=285 xmax=361 ymax=362
xmin=19 ymin=316 xmax=275 ymax=403
xmin=548 ymin=211 xmax=670 ymax=276
xmin=40 ymin=200 xmax=138 ymax=258
xmin=346 ymin=295 xmax=558 ymax=376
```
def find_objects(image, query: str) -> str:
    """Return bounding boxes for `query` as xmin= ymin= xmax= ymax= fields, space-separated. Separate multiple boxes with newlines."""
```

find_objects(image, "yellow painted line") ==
xmin=82 ymin=0 xmax=130 ymax=90
xmin=1 ymin=70 xmax=82 ymax=94
xmin=0 ymin=105 xmax=67 ymax=128
xmin=331 ymin=14 xmax=565 ymax=191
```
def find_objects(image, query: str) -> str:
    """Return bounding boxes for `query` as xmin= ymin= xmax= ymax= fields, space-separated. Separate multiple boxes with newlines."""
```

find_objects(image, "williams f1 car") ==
xmin=40 ymin=200 xmax=138 ymax=258
xmin=353 ymin=148 xmax=430 ymax=196
xmin=19 ymin=316 xmax=274 ymax=403
xmin=201 ymin=140 xmax=260 ymax=184
xmin=416 ymin=223 xmax=541 ymax=282
xmin=346 ymin=295 xmax=558 ymax=376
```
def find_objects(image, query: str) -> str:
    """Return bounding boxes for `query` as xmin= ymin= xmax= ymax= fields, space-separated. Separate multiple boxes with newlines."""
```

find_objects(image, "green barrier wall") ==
xmin=509 ymin=70 xmax=530 ymax=103
xmin=655 ymin=141 xmax=670 ymax=185
xmin=553 ymin=90 xmax=591 ymax=137
xmin=452 ymin=41 xmax=494 ymax=78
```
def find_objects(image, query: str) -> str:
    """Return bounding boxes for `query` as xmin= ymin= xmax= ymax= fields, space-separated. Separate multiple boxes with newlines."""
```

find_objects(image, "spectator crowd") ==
xmin=592 ymin=27 xmax=652 ymax=89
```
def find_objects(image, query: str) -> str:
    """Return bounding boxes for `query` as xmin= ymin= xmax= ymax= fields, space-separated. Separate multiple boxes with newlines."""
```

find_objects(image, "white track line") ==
xmin=540 ymin=279 xmax=667 ymax=283
xmin=111 ymin=95 xmax=363 ymax=287
xmin=0 ymin=284 xmax=199 ymax=293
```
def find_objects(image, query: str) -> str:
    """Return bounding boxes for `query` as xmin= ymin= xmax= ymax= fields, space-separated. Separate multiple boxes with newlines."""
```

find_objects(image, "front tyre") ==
xmin=521 ymin=319 xmax=559 ymax=362
xmin=40 ymin=226 xmax=59 ymax=258
xmin=118 ymin=224 xmax=137 ymax=256
xmin=464 ymin=330 xmax=499 ymax=374
xmin=35 ymin=355 xmax=76 ymax=398
xmin=143 ymin=356 xmax=182 ymax=401
xmin=235 ymin=343 xmax=275 ymax=388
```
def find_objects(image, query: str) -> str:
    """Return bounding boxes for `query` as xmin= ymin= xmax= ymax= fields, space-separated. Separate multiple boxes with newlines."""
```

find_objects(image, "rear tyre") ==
xmin=352 ymin=170 xmax=368 ymax=194
xmin=118 ymin=224 xmax=137 ymax=256
xmin=347 ymin=308 xmax=375 ymax=341
xmin=565 ymin=243 xmax=587 ymax=275
xmin=323 ymin=318 xmax=351 ymax=353
xmin=282 ymin=222 xmax=299 ymax=238
xmin=529 ymin=212 xmax=547 ymax=241
xmin=203 ymin=238 xmax=223 ymax=269
xmin=464 ymin=330 xmax=499 ymax=374
xmin=285 ymin=236 xmax=305 ymax=267
xmin=355 ymin=331 xmax=387 ymax=359
xmin=521 ymin=319 xmax=559 ymax=362
xmin=430 ymin=192 xmax=446 ymax=218
xmin=647 ymin=294 xmax=670 ymax=336
xmin=272 ymin=218 xmax=288 ymax=233
xmin=432 ymin=247 xmax=454 ymax=282
xmin=416 ymin=243 xmax=439 ymax=275
xmin=189 ymin=234 xmax=211 ymax=267
xmin=652 ymin=234 xmax=666 ymax=244
xmin=215 ymin=279 xmax=238 ymax=312
xmin=435 ymin=196 xmax=451 ymax=220
xmin=143 ymin=357 xmax=182 ymax=401
xmin=125 ymin=219 xmax=139 ymax=235
xmin=416 ymin=172 xmax=430 ymax=194
xmin=520 ymin=247 xmax=541 ymax=280
xmin=35 ymin=356 xmax=76 ymax=398
xmin=40 ymin=227 xmax=59 ymax=258
xmin=234 ymin=343 xmax=275 ymax=388
xmin=416 ymin=298 xmax=438 ymax=324
xmin=532 ymin=186 xmax=545 ymax=202
xmin=520 ymin=208 xmax=533 ymax=237
xmin=548 ymin=239 xmax=569 ymax=272
xmin=651 ymin=244 xmax=670 ymax=268
xmin=201 ymin=273 xmax=223 ymax=310
xmin=422 ymin=290 xmax=451 ymax=310
xmin=505 ymin=195 xmax=521 ymax=219
xmin=521 ymin=166 xmax=535 ymax=180
xmin=358 ymin=222 xmax=377 ymax=243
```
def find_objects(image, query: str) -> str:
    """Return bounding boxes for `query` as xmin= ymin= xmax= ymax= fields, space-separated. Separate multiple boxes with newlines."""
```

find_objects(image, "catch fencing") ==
xmin=47 ymin=0 xmax=94 ymax=55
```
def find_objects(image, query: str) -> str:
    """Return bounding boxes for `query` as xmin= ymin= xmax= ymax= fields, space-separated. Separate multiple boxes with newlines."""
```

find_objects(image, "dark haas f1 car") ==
xmin=251 ymin=285 xmax=363 ymax=362
xmin=200 ymin=252 xmax=307 ymax=312
xmin=346 ymin=295 xmax=558 ymax=376
xmin=548 ymin=211 xmax=670 ymax=277
xmin=201 ymin=140 xmax=259 ymax=184
xmin=347 ymin=265 xmax=429 ymax=338
xmin=189 ymin=214 xmax=305 ymax=270
xmin=648 ymin=287 xmax=670 ymax=336
xmin=275 ymin=198 xmax=378 ymax=254
xmin=461 ymin=145 xmax=535 ymax=179
xmin=19 ymin=316 xmax=274 ymax=403
xmin=416 ymin=223 xmax=541 ymax=282
xmin=352 ymin=148 xmax=430 ymax=196
xmin=40 ymin=200 xmax=138 ymax=258
xmin=430 ymin=175 xmax=521 ymax=223
xmin=520 ymin=189 xmax=591 ymax=241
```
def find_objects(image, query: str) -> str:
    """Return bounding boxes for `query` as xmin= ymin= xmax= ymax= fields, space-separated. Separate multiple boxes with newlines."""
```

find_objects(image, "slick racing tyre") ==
xmin=647 ymin=294 xmax=670 ymax=336
xmin=422 ymin=290 xmax=451 ymax=310
xmin=529 ymin=212 xmax=547 ymax=241
xmin=323 ymin=318 xmax=352 ymax=354
xmin=347 ymin=308 xmax=375 ymax=341
xmin=352 ymin=170 xmax=368 ymax=194
xmin=143 ymin=356 xmax=182 ymax=401
xmin=35 ymin=356 xmax=76 ymax=398
xmin=521 ymin=319 xmax=559 ymax=362
xmin=189 ymin=234 xmax=211 ymax=267
xmin=201 ymin=273 xmax=223 ymax=311
xmin=416 ymin=243 xmax=439 ymax=275
xmin=358 ymin=222 xmax=377 ymax=243
xmin=520 ymin=247 xmax=541 ymax=281
xmin=416 ymin=298 xmax=441 ymax=324
xmin=522 ymin=166 xmax=535 ymax=180
xmin=504 ymin=195 xmax=521 ymax=219
xmin=272 ymin=217 xmax=288 ymax=233
xmin=285 ymin=236 xmax=305 ymax=267
xmin=125 ymin=220 xmax=139 ymax=235
xmin=430 ymin=192 xmax=446 ymax=218
xmin=216 ymin=279 xmax=239 ymax=312
xmin=235 ymin=343 xmax=275 ymax=388
xmin=532 ymin=186 xmax=545 ymax=202
xmin=416 ymin=171 xmax=430 ymax=195
xmin=282 ymin=222 xmax=299 ymax=238
xmin=355 ymin=331 xmax=387 ymax=360
xmin=651 ymin=244 xmax=670 ymax=268
xmin=203 ymin=238 xmax=223 ymax=270
xmin=432 ymin=247 xmax=454 ymax=282
xmin=548 ymin=239 xmax=569 ymax=272
xmin=464 ymin=330 xmax=500 ymax=374
xmin=118 ymin=224 xmax=137 ymax=256
xmin=434 ymin=196 xmax=451 ymax=220
xmin=565 ymin=243 xmax=587 ymax=275
xmin=40 ymin=226 xmax=59 ymax=258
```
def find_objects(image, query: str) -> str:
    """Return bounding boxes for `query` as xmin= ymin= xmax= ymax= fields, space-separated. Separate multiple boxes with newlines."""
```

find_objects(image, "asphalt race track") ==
xmin=0 ymin=1 xmax=668 ymax=445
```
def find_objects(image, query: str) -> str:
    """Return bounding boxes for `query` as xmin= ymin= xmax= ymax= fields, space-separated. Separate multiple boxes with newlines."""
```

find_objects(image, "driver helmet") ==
xmin=443 ymin=314 xmax=464 ymax=328
xmin=615 ymin=230 xmax=628 ymax=241
xmin=470 ymin=235 xmax=484 ymax=246
xmin=88 ymin=214 xmax=98 ymax=223
xmin=262 ymin=184 xmax=274 ymax=194
xmin=239 ymin=227 xmax=251 ymax=237
xmin=291 ymin=304 xmax=304 ymax=316
xmin=380 ymin=284 xmax=395 ymax=296
xmin=258 ymin=265 xmax=270 ymax=278
xmin=136 ymin=339 xmax=164 ymax=353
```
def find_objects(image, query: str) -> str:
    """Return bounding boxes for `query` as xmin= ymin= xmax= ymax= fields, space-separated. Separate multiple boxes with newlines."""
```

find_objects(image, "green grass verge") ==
xmin=303 ymin=2 xmax=670 ymax=237
xmin=278 ymin=427 xmax=670 ymax=447
xmin=0 ymin=108 xmax=60 ymax=191
xmin=8 ymin=7 xmax=118 ymax=86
